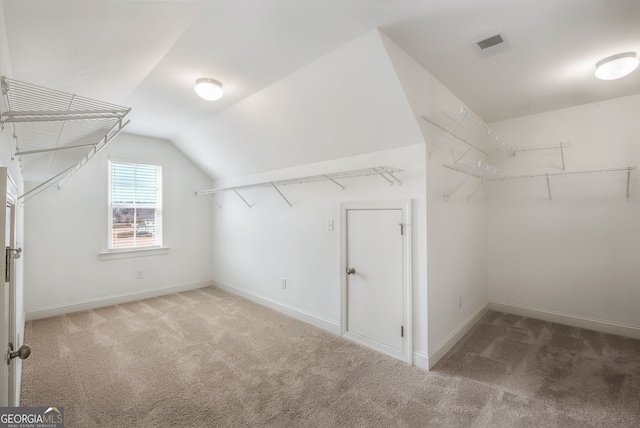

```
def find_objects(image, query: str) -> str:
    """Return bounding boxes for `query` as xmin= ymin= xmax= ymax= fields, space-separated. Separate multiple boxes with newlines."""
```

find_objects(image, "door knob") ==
xmin=8 ymin=344 xmax=31 ymax=363
xmin=346 ymin=267 xmax=356 ymax=275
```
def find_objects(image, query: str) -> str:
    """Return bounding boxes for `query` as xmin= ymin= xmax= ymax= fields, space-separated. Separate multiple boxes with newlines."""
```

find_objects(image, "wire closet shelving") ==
xmin=423 ymin=106 xmax=637 ymax=201
xmin=195 ymin=166 xmax=403 ymax=208
xmin=1 ymin=77 xmax=131 ymax=201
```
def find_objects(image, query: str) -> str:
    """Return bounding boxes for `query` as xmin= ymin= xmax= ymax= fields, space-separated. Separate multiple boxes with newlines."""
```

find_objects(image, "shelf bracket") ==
xmin=545 ymin=174 xmax=552 ymax=201
xmin=385 ymin=170 xmax=402 ymax=185
xmin=56 ymin=118 xmax=130 ymax=189
xmin=374 ymin=168 xmax=395 ymax=185
xmin=18 ymin=164 xmax=75 ymax=202
xmin=271 ymin=182 xmax=292 ymax=208
xmin=233 ymin=189 xmax=252 ymax=208
xmin=215 ymin=192 xmax=225 ymax=209
xmin=467 ymin=182 xmax=484 ymax=202
xmin=560 ymin=145 xmax=566 ymax=171
xmin=323 ymin=175 xmax=345 ymax=190
xmin=626 ymin=167 xmax=632 ymax=200
xmin=445 ymin=162 xmax=480 ymax=202
xmin=196 ymin=192 xmax=222 ymax=208
xmin=452 ymin=146 xmax=473 ymax=164
xmin=427 ymin=110 xmax=468 ymax=158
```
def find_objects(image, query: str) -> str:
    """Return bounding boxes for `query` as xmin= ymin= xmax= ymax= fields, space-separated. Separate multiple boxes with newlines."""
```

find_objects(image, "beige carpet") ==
xmin=21 ymin=287 xmax=640 ymax=427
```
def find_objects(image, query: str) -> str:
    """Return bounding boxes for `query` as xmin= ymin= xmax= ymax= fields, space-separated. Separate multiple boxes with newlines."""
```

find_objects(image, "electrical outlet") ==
xmin=137 ymin=269 xmax=144 ymax=279
xmin=281 ymin=277 xmax=286 ymax=289
xmin=458 ymin=294 xmax=462 ymax=308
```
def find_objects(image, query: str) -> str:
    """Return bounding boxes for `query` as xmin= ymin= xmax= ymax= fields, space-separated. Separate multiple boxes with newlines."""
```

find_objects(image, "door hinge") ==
xmin=5 ymin=247 xmax=22 ymax=282
xmin=401 ymin=326 xmax=404 ymax=337
xmin=399 ymin=223 xmax=404 ymax=235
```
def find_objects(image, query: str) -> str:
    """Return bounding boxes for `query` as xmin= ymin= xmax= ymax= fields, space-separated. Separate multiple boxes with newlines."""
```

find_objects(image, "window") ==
xmin=108 ymin=161 xmax=162 ymax=250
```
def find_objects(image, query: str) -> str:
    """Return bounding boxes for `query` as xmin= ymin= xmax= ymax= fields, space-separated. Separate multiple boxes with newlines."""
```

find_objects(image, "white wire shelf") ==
xmin=422 ymin=106 xmax=515 ymax=158
xmin=195 ymin=166 xmax=402 ymax=208
xmin=1 ymin=76 xmax=131 ymax=201
xmin=443 ymin=161 xmax=639 ymax=201
xmin=442 ymin=161 xmax=509 ymax=201
xmin=422 ymin=106 xmax=570 ymax=167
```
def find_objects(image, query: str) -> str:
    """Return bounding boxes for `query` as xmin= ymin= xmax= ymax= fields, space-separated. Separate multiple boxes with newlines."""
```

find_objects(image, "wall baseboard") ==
xmin=214 ymin=280 xmax=437 ymax=369
xmin=427 ymin=301 xmax=490 ymax=370
xmin=213 ymin=280 xmax=341 ymax=335
xmin=25 ymin=280 xmax=214 ymax=321
xmin=490 ymin=300 xmax=640 ymax=340
xmin=412 ymin=351 xmax=429 ymax=371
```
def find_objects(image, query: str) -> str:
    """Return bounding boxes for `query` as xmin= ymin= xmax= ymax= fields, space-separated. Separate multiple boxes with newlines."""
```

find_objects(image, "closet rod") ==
xmin=514 ymin=142 xmax=569 ymax=152
xmin=443 ymin=162 xmax=638 ymax=201
xmin=195 ymin=166 xmax=402 ymax=196
xmin=16 ymin=142 xmax=97 ymax=156
xmin=2 ymin=109 xmax=129 ymax=117
xmin=3 ymin=112 xmax=128 ymax=123
xmin=502 ymin=165 xmax=638 ymax=180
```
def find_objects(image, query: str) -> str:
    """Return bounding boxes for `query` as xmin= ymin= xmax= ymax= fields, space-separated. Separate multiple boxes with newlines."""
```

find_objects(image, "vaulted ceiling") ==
xmin=2 ymin=0 xmax=639 ymax=180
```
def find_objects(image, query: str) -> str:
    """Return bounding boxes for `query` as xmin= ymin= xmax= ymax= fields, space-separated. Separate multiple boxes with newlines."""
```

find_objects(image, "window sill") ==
xmin=98 ymin=247 xmax=170 ymax=261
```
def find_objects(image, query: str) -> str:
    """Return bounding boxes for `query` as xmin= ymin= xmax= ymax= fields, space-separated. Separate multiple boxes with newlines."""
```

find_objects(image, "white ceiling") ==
xmin=2 ymin=0 xmax=640 ymax=180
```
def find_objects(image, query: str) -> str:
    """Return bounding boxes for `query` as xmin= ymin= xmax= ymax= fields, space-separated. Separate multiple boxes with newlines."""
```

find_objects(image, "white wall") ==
xmin=209 ymin=29 xmax=491 ymax=370
xmin=487 ymin=94 xmax=640 ymax=337
xmin=207 ymin=29 xmax=433 ymax=365
xmin=23 ymin=133 xmax=214 ymax=318
xmin=380 ymin=33 xmax=489 ymax=367
xmin=211 ymin=145 xmax=428 ymax=354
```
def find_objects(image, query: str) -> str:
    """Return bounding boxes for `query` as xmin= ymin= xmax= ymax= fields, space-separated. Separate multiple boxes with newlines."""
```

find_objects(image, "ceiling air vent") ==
xmin=473 ymin=31 xmax=512 ymax=57
xmin=477 ymin=34 xmax=504 ymax=50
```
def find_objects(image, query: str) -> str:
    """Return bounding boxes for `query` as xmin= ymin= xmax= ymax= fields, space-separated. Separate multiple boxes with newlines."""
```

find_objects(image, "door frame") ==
xmin=1 ymin=168 xmax=18 ymax=406
xmin=340 ymin=199 xmax=412 ymax=364
xmin=6 ymin=172 xmax=18 ymax=406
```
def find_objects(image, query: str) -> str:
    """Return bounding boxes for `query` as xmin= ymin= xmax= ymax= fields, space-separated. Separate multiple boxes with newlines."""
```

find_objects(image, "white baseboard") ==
xmin=25 ymin=280 xmax=213 ymax=321
xmin=490 ymin=300 xmax=640 ymax=340
xmin=213 ymin=280 xmax=340 ymax=335
xmin=412 ymin=351 xmax=429 ymax=371
xmin=214 ymin=280 xmax=434 ymax=368
xmin=427 ymin=301 xmax=490 ymax=370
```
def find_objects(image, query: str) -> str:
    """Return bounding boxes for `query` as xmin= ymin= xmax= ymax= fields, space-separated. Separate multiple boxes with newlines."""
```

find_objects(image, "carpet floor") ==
xmin=21 ymin=287 xmax=640 ymax=427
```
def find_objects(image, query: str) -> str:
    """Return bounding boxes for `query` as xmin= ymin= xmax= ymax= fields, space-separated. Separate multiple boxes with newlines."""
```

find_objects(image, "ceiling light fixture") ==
xmin=195 ymin=78 xmax=223 ymax=101
xmin=595 ymin=52 xmax=639 ymax=80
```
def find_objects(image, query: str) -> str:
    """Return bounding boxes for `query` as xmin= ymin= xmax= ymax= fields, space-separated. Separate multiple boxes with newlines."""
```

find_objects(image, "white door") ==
xmin=1 ymin=168 xmax=23 ymax=406
xmin=341 ymin=201 xmax=412 ymax=363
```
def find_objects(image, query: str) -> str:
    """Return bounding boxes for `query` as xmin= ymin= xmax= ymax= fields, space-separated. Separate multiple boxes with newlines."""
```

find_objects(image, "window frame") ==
xmin=107 ymin=159 xmax=163 ymax=252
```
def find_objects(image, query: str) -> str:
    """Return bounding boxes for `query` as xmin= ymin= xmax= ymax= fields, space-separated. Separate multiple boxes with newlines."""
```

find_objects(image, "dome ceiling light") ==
xmin=595 ymin=52 xmax=639 ymax=80
xmin=195 ymin=78 xmax=223 ymax=101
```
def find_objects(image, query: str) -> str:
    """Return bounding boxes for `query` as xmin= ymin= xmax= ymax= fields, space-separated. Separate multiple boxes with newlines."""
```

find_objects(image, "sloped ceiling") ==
xmin=1 ymin=0 xmax=639 ymax=181
xmin=178 ymin=29 xmax=426 ymax=179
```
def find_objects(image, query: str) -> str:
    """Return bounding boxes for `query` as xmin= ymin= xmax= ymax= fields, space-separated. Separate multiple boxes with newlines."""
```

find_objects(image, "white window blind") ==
xmin=108 ymin=161 xmax=162 ymax=250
